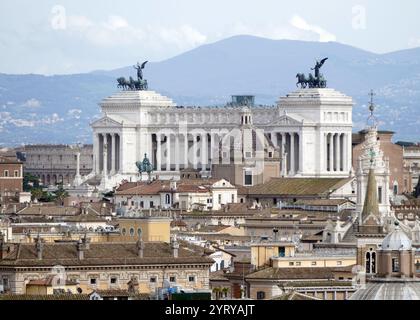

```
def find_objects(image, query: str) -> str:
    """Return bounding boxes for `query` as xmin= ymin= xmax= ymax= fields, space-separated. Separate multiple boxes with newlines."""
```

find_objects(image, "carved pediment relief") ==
xmin=91 ymin=116 xmax=123 ymax=128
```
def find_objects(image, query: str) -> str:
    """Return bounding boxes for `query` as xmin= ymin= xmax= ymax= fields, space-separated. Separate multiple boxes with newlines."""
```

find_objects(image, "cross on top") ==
xmin=367 ymin=89 xmax=378 ymax=128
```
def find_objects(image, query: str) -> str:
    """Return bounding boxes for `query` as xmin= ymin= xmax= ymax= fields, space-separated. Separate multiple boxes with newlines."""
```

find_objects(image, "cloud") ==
xmin=41 ymin=113 xmax=64 ymax=124
xmin=10 ymin=119 xmax=36 ymax=127
xmin=64 ymin=15 xmax=207 ymax=50
xmin=290 ymin=15 xmax=336 ymax=42
xmin=408 ymin=37 xmax=420 ymax=48
xmin=0 ymin=111 xmax=63 ymax=128
xmin=22 ymin=98 xmax=41 ymax=108
xmin=67 ymin=108 xmax=82 ymax=119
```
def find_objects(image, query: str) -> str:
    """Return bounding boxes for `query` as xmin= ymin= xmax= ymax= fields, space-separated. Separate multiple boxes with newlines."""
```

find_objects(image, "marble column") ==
xmin=111 ymin=133 xmax=116 ymax=174
xmin=335 ymin=133 xmax=340 ymax=172
xmin=201 ymin=133 xmax=207 ymax=171
xmin=325 ymin=133 xmax=329 ymax=172
xmin=290 ymin=133 xmax=295 ymax=175
xmin=193 ymin=135 xmax=198 ymax=169
xmin=184 ymin=133 xmax=189 ymax=169
xmin=175 ymin=134 xmax=180 ymax=171
xmin=94 ymin=133 xmax=99 ymax=174
xmin=156 ymin=133 xmax=161 ymax=171
xmin=103 ymin=134 xmax=108 ymax=176
xmin=166 ymin=134 xmax=171 ymax=171
xmin=329 ymin=133 xmax=334 ymax=172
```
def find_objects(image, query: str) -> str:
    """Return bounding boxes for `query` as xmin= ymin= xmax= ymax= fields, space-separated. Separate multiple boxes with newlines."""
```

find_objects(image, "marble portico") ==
xmin=87 ymin=88 xmax=353 ymax=190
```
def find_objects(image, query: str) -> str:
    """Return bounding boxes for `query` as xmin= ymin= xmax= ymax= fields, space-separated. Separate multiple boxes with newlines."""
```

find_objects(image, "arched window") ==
xmin=129 ymin=228 xmax=135 ymax=236
xmin=365 ymin=249 xmax=376 ymax=274
xmin=121 ymin=228 xmax=126 ymax=236
xmin=137 ymin=228 xmax=142 ymax=237
xmin=165 ymin=194 xmax=171 ymax=204
xmin=256 ymin=291 xmax=265 ymax=300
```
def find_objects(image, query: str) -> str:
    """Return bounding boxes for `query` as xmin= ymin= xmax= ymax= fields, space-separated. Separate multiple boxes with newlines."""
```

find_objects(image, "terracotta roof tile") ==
xmin=248 ymin=178 xmax=352 ymax=196
xmin=0 ymin=242 xmax=214 ymax=267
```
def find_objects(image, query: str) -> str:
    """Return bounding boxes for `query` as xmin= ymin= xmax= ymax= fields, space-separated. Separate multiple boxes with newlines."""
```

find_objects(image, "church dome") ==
xmin=381 ymin=222 xmax=412 ymax=251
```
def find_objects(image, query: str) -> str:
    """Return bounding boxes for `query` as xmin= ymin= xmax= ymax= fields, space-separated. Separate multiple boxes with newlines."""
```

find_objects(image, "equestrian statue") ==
xmin=296 ymin=58 xmax=328 ymax=89
xmin=117 ymin=60 xmax=149 ymax=91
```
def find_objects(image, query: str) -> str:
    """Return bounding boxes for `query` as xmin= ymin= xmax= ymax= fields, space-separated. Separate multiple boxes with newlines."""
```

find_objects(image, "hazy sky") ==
xmin=1 ymin=0 xmax=419 ymax=74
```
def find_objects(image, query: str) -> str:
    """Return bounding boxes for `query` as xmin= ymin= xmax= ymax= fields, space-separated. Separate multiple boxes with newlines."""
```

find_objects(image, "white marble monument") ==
xmin=85 ymin=87 xmax=353 ymax=190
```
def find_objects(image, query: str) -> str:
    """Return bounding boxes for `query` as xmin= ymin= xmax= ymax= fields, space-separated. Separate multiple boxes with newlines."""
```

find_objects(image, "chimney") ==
xmin=136 ymin=239 xmax=145 ymax=258
xmin=171 ymin=236 xmax=179 ymax=258
xmin=35 ymin=236 xmax=44 ymax=260
xmin=77 ymin=240 xmax=84 ymax=260
xmin=82 ymin=234 xmax=90 ymax=250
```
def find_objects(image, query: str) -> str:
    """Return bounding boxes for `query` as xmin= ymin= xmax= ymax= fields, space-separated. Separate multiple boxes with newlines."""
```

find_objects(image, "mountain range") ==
xmin=0 ymin=35 xmax=419 ymax=146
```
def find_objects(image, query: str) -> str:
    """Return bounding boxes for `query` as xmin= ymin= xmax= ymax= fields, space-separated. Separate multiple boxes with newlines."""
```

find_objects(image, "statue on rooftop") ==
xmin=296 ymin=57 xmax=328 ymax=89
xmin=117 ymin=60 xmax=148 ymax=91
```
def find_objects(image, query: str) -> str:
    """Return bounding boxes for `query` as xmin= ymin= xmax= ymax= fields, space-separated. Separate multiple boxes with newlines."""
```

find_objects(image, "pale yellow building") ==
xmin=251 ymin=242 xmax=295 ymax=268
xmin=116 ymin=216 xmax=171 ymax=243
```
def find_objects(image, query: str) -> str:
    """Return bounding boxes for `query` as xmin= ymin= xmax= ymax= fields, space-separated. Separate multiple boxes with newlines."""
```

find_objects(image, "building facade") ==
xmin=88 ymin=88 xmax=353 ymax=190
xmin=0 ymin=156 xmax=23 ymax=201
xmin=17 ymin=144 xmax=93 ymax=186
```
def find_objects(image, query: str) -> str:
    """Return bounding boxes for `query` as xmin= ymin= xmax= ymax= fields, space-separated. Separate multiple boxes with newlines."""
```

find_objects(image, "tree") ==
xmin=23 ymin=173 xmax=40 ymax=191
xmin=221 ymin=287 xmax=229 ymax=299
xmin=54 ymin=186 xmax=69 ymax=205
xmin=31 ymin=188 xmax=44 ymax=201
xmin=212 ymin=287 xmax=221 ymax=300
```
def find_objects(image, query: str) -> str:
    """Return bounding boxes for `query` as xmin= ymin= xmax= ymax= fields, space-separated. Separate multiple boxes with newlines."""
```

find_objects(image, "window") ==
xmin=14 ymin=170 xmax=19 ymax=177
xmin=393 ymin=183 xmax=398 ymax=195
xmin=311 ymin=261 xmax=317 ymax=266
xmin=4 ymin=170 xmax=9 ymax=177
xmin=245 ymin=152 xmax=252 ymax=158
xmin=2 ymin=277 xmax=9 ymax=290
xmin=268 ymin=152 xmax=273 ymax=158
xmin=150 ymin=201 xmax=154 ymax=208
xmin=218 ymin=194 xmax=222 ymax=204
xmin=231 ymin=194 xmax=235 ymax=203
xmin=278 ymin=247 xmax=285 ymax=257
xmin=129 ymin=228 xmax=135 ymax=236
xmin=337 ymin=261 xmax=342 ymax=266
xmin=165 ymin=194 xmax=171 ymax=204
xmin=295 ymin=262 xmax=301 ymax=266
xmin=392 ymin=258 xmax=400 ymax=272
xmin=244 ymin=170 xmax=253 ymax=186
xmin=289 ymin=262 xmax=294 ymax=266
xmin=137 ymin=228 xmax=142 ymax=237
xmin=169 ymin=276 xmax=176 ymax=283
xmin=378 ymin=187 xmax=383 ymax=204
xmin=256 ymin=291 xmax=265 ymax=300
xmin=140 ymin=201 xmax=144 ymax=208
xmin=150 ymin=277 xmax=157 ymax=283
xmin=110 ymin=277 xmax=118 ymax=285
xmin=188 ymin=276 xmax=195 ymax=282
xmin=121 ymin=228 xmax=126 ymax=236
xmin=90 ymin=278 xmax=97 ymax=285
